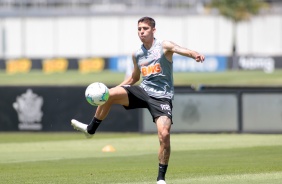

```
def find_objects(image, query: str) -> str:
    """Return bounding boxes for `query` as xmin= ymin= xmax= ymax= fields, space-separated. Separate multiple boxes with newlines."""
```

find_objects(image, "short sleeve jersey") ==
xmin=134 ymin=38 xmax=174 ymax=99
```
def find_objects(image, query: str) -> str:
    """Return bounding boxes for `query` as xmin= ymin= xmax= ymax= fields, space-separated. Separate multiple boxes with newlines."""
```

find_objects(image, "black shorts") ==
xmin=122 ymin=85 xmax=173 ymax=123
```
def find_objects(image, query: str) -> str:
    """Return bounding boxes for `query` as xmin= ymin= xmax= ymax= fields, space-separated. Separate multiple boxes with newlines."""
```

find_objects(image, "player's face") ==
xmin=138 ymin=22 xmax=155 ymax=43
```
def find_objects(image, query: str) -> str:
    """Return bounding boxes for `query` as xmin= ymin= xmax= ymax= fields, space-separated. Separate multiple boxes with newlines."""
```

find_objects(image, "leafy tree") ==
xmin=209 ymin=0 xmax=269 ymax=69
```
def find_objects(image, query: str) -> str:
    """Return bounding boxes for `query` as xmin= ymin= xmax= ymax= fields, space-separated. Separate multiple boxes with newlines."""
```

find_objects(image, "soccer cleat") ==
xmin=71 ymin=119 xmax=93 ymax=138
xmin=157 ymin=180 xmax=166 ymax=184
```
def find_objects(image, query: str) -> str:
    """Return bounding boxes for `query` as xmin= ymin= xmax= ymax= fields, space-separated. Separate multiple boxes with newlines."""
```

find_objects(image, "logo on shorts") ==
xmin=160 ymin=104 xmax=171 ymax=111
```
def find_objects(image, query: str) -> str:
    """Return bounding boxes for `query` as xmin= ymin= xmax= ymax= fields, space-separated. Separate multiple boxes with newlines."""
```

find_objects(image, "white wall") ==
xmin=3 ymin=18 xmax=23 ymax=58
xmin=25 ymin=18 xmax=54 ymax=57
xmin=236 ymin=15 xmax=282 ymax=56
xmin=0 ymin=20 xmax=3 ymax=57
xmin=1 ymin=14 xmax=281 ymax=58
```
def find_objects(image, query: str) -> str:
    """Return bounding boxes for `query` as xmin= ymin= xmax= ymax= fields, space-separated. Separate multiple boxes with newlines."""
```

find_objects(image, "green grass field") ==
xmin=1 ymin=70 xmax=282 ymax=86
xmin=1 ymin=133 xmax=282 ymax=184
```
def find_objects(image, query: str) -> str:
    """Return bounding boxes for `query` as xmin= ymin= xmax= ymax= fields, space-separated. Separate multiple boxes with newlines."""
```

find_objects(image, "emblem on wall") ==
xmin=13 ymin=89 xmax=43 ymax=130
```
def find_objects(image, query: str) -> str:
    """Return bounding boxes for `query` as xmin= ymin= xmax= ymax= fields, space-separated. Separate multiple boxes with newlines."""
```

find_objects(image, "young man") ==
xmin=71 ymin=16 xmax=205 ymax=184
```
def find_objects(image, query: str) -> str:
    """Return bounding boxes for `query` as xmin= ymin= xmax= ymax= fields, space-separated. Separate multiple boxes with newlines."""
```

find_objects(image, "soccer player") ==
xmin=71 ymin=16 xmax=205 ymax=184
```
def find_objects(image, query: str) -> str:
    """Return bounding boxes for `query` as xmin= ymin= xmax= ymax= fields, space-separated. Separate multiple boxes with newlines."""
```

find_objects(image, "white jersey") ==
xmin=134 ymin=39 xmax=174 ymax=99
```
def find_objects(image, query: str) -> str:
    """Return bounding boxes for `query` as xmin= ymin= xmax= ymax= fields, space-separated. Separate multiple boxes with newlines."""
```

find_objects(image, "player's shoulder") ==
xmin=134 ymin=45 xmax=145 ymax=56
xmin=132 ymin=48 xmax=142 ymax=59
xmin=133 ymin=48 xmax=143 ymax=55
xmin=161 ymin=40 xmax=176 ymax=50
xmin=154 ymin=39 xmax=165 ymax=46
xmin=161 ymin=40 xmax=172 ymax=46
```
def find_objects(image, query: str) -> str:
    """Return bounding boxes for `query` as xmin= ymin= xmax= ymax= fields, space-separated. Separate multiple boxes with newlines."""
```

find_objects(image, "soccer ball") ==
xmin=85 ymin=82 xmax=109 ymax=106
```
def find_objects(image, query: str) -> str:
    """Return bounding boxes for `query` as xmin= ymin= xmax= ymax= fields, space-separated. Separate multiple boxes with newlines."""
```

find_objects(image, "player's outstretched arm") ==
xmin=163 ymin=40 xmax=205 ymax=63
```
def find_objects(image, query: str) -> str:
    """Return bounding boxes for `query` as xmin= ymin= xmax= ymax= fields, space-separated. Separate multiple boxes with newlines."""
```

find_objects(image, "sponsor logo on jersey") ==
xmin=141 ymin=63 xmax=162 ymax=76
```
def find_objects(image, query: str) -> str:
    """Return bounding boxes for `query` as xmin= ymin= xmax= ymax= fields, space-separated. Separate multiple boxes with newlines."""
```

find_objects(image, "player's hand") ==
xmin=195 ymin=54 xmax=205 ymax=63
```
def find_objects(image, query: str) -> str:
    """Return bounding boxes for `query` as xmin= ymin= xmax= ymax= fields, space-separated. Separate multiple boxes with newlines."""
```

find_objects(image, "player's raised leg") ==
xmin=156 ymin=116 xmax=172 ymax=184
xmin=72 ymin=86 xmax=129 ymax=136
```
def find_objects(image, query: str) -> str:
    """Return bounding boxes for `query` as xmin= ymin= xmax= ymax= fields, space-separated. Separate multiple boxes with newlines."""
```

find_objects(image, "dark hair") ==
xmin=138 ymin=17 xmax=156 ymax=28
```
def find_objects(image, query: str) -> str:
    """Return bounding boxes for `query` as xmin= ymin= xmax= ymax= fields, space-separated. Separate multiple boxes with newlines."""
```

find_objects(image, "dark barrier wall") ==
xmin=142 ymin=86 xmax=282 ymax=133
xmin=1 ymin=86 xmax=282 ymax=133
xmin=0 ymin=86 xmax=140 ymax=132
xmin=196 ymin=86 xmax=282 ymax=133
xmin=242 ymin=93 xmax=282 ymax=133
xmin=143 ymin=93 xmax=238 ymax=133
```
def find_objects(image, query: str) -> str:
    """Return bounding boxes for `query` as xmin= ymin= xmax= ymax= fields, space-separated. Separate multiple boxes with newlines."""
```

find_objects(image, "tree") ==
xmin=209 ymin=0 xmax=269 ymax=69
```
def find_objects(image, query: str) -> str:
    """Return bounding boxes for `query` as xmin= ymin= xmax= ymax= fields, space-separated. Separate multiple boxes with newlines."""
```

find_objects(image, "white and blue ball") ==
xmin=85 ymin=82 xmax=109 ymax=106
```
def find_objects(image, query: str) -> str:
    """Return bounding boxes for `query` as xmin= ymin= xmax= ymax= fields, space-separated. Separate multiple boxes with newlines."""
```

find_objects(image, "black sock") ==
xmin=87 ymin=117 xmax=102 ymax=134
xmin=157 ymin=163 xmax=168 ymax=181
